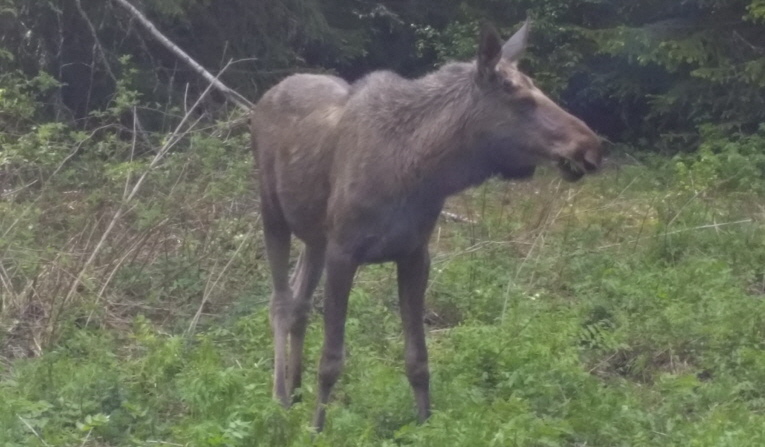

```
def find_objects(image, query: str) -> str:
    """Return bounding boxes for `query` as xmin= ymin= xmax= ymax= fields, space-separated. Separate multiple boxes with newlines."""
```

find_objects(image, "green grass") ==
xmin=2 ymin=130 xmax=765 ymax=446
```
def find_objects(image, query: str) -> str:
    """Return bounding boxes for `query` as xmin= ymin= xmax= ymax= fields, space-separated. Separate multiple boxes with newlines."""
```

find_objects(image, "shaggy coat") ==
xmin=251 ymin=21 xmax=602 ymax=431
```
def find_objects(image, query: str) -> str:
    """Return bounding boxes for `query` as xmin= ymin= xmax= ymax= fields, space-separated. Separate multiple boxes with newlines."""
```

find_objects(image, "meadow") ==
xmin=2 ymin=112 xmax=765 ymax=446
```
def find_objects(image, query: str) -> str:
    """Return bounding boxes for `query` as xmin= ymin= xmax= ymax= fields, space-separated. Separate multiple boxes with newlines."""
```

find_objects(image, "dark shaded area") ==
xmin=1 ymin=0 xmax=765 ymax=147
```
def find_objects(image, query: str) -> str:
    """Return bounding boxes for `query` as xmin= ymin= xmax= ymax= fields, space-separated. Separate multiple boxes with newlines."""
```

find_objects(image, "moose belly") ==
xmin=335 ymin=202 xmax=442 ymax=264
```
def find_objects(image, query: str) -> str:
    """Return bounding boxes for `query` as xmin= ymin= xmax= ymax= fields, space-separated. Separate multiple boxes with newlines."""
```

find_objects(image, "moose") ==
xmin=251 ymin=20 xmax=602 ymax=431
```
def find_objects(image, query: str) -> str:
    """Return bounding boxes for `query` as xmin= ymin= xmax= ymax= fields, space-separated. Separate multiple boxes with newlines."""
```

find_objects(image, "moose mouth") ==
xmin=556 ymin=156 xmax=598 ymax=182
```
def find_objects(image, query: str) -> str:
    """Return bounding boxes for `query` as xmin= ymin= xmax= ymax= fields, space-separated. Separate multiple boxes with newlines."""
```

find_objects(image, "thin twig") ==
xmin=597 ymin=219 xmax=754 ymax=250
xmin=79 ymin=429 xmax=92 ymax=447
xmin=187 ymin=228 xmax=255 ymax=336
xmin=501 ymin=183 xmax=575 ymax=323
xmin=440 ymin=210 xmax=477 ymax=224
xmin=49 ymin=124 xmax=117 ymax=180
xmin=75 ymin=0 xmax=117 ymax=80
xmin=18 ymin=416 xmax=51 ymax=447
xmin=84 ymin=222 xmax=165 ymax=326
xmin=733 ymin=30 xmax=765 ymax=55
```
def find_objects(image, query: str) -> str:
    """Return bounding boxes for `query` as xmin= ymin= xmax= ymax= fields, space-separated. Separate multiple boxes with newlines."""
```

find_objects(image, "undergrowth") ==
xmin=2 ymin=78 xmax=765 ymax=445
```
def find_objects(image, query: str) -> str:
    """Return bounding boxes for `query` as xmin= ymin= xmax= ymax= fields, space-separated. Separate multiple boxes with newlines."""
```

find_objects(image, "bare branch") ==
xmin=111 ymin=0 xmax=254 ymax=111
xmin=75 ymin=0 xmax=117 ymax=81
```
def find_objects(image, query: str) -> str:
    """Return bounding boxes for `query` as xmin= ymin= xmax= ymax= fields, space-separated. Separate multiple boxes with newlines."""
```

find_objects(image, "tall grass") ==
xmin=2 ymin=91 xmax=765 ymax=446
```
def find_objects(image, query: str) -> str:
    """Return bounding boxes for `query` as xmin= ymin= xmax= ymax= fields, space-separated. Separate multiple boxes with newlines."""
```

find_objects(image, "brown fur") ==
xmin=251 ymin=21 xmax=602 ymax=431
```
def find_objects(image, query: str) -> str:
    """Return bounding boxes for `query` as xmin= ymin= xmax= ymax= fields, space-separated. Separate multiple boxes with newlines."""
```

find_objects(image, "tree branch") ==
xmin=111 ymin=0 xmax=254 ymax=111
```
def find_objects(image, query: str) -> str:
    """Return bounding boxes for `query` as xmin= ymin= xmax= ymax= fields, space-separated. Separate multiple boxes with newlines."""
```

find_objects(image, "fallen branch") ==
xmin=112 ymin=0 xmax=254 ymax=111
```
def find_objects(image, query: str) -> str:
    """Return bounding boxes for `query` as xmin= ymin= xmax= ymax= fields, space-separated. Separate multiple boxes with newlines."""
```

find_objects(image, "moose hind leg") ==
xmin=312 ymin=245 xmax=358 ymax=432
xmin=287 ymin=242 xmax=326 ymax=402
xmin=262 ymin=205 xmax=293 ymax=408
xmin=397 ymin=245 xmax=432 ymax=423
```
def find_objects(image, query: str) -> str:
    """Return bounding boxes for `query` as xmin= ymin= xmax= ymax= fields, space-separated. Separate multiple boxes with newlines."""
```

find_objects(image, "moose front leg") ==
xmin=312 ymin=245 xmax=358 ymax=432
xmin=397 ymin=245 xmax=431 ymax=423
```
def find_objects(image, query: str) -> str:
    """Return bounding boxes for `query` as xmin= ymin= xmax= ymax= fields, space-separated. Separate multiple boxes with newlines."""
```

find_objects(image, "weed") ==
xmin=3 ymin=89 xmax=765 ymax=444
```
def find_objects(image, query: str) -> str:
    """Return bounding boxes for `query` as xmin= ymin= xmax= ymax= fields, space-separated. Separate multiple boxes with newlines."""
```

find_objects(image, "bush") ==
xmin=674 ymin=124 xmax=765 ymax=194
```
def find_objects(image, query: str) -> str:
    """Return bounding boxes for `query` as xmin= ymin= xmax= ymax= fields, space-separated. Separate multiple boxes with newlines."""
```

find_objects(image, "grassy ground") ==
xmin=2 ymin=123 xmax=765 ymax=446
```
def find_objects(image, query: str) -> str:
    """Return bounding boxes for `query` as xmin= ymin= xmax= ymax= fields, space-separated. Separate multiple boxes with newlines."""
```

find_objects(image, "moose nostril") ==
xmin=582 ymin=147 xmax=601 ymax=172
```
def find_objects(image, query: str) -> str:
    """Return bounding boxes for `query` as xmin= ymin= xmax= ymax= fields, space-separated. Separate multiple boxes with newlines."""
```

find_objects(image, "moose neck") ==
xmin=384 ymin=63 xmax=502 ymax=200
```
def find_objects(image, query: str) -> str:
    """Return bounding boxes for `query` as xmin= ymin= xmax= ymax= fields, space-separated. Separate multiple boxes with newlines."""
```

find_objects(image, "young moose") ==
xmin=251 ymin=21 xmax=602 ymax=431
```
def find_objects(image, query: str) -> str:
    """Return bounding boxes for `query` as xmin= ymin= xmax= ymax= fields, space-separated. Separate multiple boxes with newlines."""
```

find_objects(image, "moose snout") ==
xmin=554 ymin=129 xmax=603 ymax=182
xmin=582 ymin=139 xmax=603 ymax=173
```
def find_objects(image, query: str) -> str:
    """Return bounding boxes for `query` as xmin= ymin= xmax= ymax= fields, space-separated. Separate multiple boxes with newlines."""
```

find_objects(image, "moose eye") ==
xmin=500 ymin=77 xmax=516 ymax=92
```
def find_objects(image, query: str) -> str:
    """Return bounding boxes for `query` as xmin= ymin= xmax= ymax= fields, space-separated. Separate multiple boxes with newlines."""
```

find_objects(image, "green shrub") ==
xmin=674 ymin=124 xmax=765 ymax=194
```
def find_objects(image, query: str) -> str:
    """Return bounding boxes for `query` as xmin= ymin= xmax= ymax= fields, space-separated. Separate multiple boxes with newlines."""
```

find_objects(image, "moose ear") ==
xmin=502 ymin=19 xmax=531 ymax=62
xmin=477 ymin=23 xmax=502 ymax=77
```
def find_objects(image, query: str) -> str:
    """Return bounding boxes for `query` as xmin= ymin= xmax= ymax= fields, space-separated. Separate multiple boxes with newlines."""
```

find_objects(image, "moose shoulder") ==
xmin=251 ymin=20 xmax=602 ymax=431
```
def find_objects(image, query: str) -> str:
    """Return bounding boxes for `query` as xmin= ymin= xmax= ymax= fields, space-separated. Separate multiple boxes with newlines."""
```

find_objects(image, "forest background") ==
xmin=2 ymin=0 xmax=765 ymax=445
